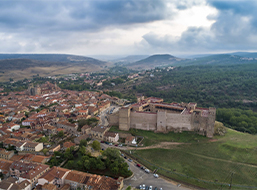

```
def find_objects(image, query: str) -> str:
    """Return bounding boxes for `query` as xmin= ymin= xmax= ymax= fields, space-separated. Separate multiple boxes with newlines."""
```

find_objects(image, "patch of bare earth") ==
xmin=126 ymin=142 xmax=185 ymax=150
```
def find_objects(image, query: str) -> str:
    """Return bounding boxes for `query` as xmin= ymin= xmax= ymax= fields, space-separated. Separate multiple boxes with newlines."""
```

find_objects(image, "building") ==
xmin=125 ymin=135 xmax=136 ymax=145
xmin=38 ymin=166 xmax=70 ymax=187
xmin=23 ymin=142 xmax=43 ymax=152
xmin=64 ymin=170 xmax=123 ymax=190
xmin=109 ymin=97 xmax=216 ymax=138
xmin=57 ymin=121 xmax=78 ymax=133
xmin=10 ymin=161 xmax=50 ymax=187
xmin=63 ymin=141 xmax=76 ymax=151
xmin=104 ymin=132 xmax=119 ymax=143
xmin=90 ymin=126 xmax=109 ymax=140
xmin=0 ymin=148 xmax=14 ymax=160
xmin=0 ymin=158 xmax=13 ymax=177
xmin=28 ymin=82 xmax=60 ymax=96
xmin=81 ymin=125 xmax=91 ymax=135
xmin=49 ymin=145 xmax=61 ymax=154
xmin=0 ymin=177 xmax=31 ymax=190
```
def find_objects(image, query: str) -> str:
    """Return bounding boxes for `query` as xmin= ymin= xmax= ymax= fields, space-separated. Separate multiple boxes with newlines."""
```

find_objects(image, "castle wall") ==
xmin=166 ymin=113 xmax=192 ymax=131
xmin=130 ymin=112 xmax=157 ymax=131
xmin=119 ymin=108 xmax=130 ymax=131
xmin=108 ymin=112 xmax=119 ymax=126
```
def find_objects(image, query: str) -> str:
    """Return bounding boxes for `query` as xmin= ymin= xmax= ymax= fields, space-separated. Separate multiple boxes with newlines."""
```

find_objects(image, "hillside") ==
xmin=174 ymin=54 xmax=257 ymax=67
xmin=127 ymin=54 xmax=183 ymax=69
xmin=110 ymin=125 xmax=257 ymax=189
xmin=0 ymin=54 xmax=108 ymax=82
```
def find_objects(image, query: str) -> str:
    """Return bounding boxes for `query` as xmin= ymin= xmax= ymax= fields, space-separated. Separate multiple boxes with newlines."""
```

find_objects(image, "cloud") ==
xmin=140 ymin=0 xmax=257 ymax=54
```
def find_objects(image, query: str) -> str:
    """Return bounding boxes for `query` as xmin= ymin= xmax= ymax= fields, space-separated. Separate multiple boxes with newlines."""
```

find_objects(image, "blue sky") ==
xmin=0 ymin=0 xmax=256 ymax=56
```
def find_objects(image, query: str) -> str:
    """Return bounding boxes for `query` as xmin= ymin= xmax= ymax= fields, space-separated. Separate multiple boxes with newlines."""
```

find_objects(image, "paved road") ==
xmin=99 ymin=105 xmax=120 ymax=126
xmin=124 ymin=158 xmax=190 ymax=190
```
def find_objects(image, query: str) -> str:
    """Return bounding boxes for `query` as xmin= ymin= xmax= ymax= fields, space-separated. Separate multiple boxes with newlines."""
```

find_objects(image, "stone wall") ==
xmin=166 ymin=113 xmax=192 ymax=131
xmin=130 ymin=112 xmax=157 ymax=131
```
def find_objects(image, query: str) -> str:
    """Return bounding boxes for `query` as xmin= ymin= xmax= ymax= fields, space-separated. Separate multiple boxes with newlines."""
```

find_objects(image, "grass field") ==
xmin=120 ymin=128 xmax=257 ymax=189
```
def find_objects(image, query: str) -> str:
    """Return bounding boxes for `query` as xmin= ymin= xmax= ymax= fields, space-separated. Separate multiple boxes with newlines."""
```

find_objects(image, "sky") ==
xmin=0 ymin=0 xmax=256 ymax=57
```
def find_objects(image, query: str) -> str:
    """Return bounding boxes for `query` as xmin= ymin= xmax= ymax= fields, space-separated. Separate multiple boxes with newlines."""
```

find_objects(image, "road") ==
xmin=99 ymin=105 xmax=120 ymax=126
xmin=123 ymin=157 xmax=190 ymax=190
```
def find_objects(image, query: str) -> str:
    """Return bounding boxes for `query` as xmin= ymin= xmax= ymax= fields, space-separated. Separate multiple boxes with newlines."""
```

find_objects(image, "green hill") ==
xmin=128 ymin=54 xmax=183 ymax=69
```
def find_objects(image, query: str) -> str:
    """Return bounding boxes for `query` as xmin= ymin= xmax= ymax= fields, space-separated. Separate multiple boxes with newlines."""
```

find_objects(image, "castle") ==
xmin=28 ymin=82 xmax=60 ymax=96
xmin=109 ymin=96 xmax=216 ymax=138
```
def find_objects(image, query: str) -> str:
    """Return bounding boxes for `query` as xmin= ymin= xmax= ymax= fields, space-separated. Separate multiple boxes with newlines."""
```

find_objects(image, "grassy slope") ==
xmin=115 ymin=127 xmax=257 ymax=189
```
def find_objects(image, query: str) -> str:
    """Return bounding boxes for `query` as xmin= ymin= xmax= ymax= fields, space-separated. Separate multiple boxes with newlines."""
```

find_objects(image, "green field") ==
xmin=123 ymin=128 xmax=257 ymax=189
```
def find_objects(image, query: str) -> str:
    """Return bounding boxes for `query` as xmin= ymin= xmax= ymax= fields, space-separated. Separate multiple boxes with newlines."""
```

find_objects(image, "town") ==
xmin=0 ymin=81 xmax=133 ymax=190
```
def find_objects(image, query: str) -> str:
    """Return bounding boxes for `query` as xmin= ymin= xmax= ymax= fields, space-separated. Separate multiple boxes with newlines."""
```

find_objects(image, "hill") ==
xmin=113 ymin=55 xmax=149 ymax=65
xmin=127 ymin=54 xmax=183 ymax=69
xmin=110 ymin=125 xmax=257 ymax=189
xmin=174 ymin=54 xmax=257 ymax=67
xmin=229 ymin=52 xmax=257 ymax=58
xmin=0 ymin=54 xmax=108 ymax=82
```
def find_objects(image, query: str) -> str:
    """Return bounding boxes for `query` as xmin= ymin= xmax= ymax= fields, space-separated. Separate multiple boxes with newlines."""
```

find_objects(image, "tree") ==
xmin=79 ymin=139 xmax=87 ymax=147
xmin=66 ymin=160 xmax=74 ymax=169
xmin=79 ymin=146 xmax=87 ymax=155
xmin=58 ymin=131 xmax=64 ymax=138
xmin=92 ymin=140 xmax=101 ymax=151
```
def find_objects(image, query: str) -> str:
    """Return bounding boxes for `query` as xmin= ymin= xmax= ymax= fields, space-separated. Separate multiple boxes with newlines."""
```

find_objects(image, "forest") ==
xmin=133 ymin=63 xmax=257 ymax=134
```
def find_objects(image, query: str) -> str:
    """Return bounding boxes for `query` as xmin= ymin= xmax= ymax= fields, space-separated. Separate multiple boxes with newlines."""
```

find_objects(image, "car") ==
xmin=136 ymin=164 xmax=141 ymax=167
xmin=142 ymin=184 xmax=145 ymax=190
xmin=109 ymin=143 xmax=113 ymax=146
xmin=102 ymin=148 xmax=104 ymax=151
xmin=128 ymin=158 xmax=132 ymax=162
xmin=139 ymin=185 xmax=142 ymax=189
xmin=149 ymin=186 xmax=152 ymax=190
xmin=118 ymin=144 xmax=123 ymax=147
xmin=159 ymin=188 xmax=163 ymax=190
xmin=145 ymin=186 xmax=149 ymax=190
xmin=141 ymin=166 xmax=145 ymax=170
xmin=153 ymin=173 xmax=159 ymax=178
xmin=100 ymin=141 xmax=104 ymax=143
xmin=124 ymin=156 xmax=127 ymax=159
xmin=154 ymin=187 xmax=158 ymax=190
xmin=115 ymin=144 xmax=118 ymax=146
xmin=105 ymin=142 xmax=109 ymax=145
xmin=145 ymin=169 xmax=150 ymax=173
xmin=121 ymin=154 xmax=124 ymax=157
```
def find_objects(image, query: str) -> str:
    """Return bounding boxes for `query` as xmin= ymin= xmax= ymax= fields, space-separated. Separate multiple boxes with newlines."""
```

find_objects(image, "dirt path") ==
xmin=125 ymin=142 xmax=185 ymax=150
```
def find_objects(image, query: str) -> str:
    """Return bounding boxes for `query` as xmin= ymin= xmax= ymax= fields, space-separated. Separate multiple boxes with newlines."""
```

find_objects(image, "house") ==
xmin=125 ymin=135 xmax=137 ymax=145
xmin=0 ymin=177 xmax=31 ymax=190
xmin=81 ymin=125 xmax=91 ymax=135
xmin=49 ymin=145 xmax=61 ymax=154
xmin=64 ymin=170 xmax=123 ymax=190
xmin=57 ymin=121 xmax=78 ymax=133
xmin=90 ymin=126 xmax=109 ymax=140
xmin=0 ymin=158 xmax=13 ymax=177
xmin=104 ymin=132 xmax=119 ymax=143
xmin=10 ymin=161 xmax=50 ymax=187
xmin=21 ymin=154 xmax=51 ymax=164
xmin=3 ymin=138 xmax=26 ymax=151
xmin=38 ymin=166 xmax=70 ymax=187
xmin=23 ymin=141 xmax=43 ymax=152
xmin=43 ymin=124 xmax=57 ymax=135
xmin=74 ymin=134 xmax=90 ymax=145
xmin=63 ymin=141 xmax=76 ymax=151
xmin=42 ymin=183 xmax=57 ymax=190
xmin=0 ymin=148 xmax=14 ymax=160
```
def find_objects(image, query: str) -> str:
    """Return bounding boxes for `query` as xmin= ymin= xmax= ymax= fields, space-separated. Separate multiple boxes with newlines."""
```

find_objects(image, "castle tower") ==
xmin=119 ymin=107 xmax=131 ymax=131
xmin=156 ymin=111 xmax=167 ymax=132
xmin=35 ymin=84 xmax=41 ymax=95
xmin=206 ymin=107 xmax=216 ymax=138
